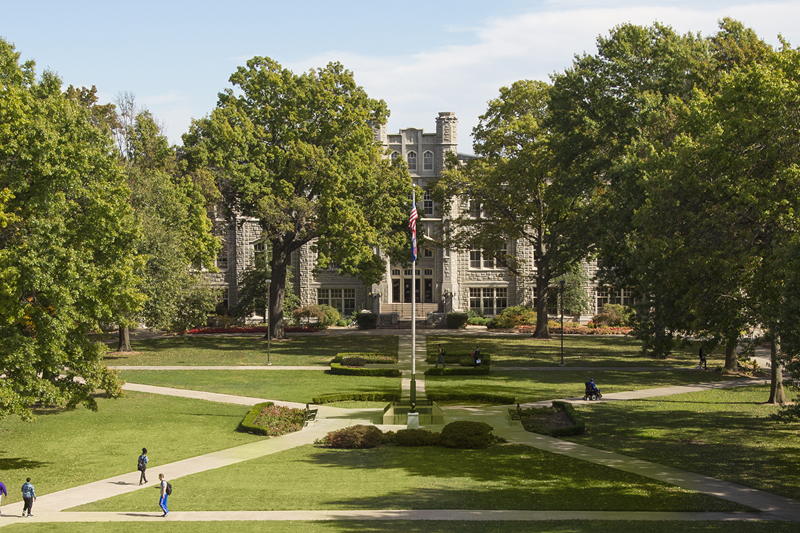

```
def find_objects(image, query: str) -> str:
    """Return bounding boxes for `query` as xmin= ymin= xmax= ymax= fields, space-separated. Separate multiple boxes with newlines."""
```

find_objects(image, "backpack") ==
xmin=138 ymin=455 xmax=146 ymax=471
xmin=166 ymin=482 xmax=173 ymax=496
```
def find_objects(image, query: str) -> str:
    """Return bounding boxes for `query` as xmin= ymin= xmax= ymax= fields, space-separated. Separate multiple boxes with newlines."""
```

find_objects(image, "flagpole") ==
xmin=411 ymin=187 xmax=417 ymax=405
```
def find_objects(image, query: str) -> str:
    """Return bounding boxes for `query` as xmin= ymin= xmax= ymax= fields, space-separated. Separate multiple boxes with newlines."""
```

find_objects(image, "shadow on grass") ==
xmin=0 ymin=456 xmax=49 ymax=470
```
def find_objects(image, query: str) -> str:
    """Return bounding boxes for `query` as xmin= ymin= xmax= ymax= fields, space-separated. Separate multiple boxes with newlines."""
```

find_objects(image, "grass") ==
xmin=118 ymin=370 xmax=401 ymax=404
xmin=428 ymin=334 xmax=717 ymax=367
xmin=5 ymin=522 xmax=800 ymax=533
xmin=0 ymin=392 xmax=262 ymax=504
xmin=561 ymin=384 xmax=800 ymax=501
xmin=104 ymin=334 xmax=399 ymax=366
xmin=73 ymin=443 xmax=747 ymax=513
xmin=425 ymin=370 xmax=741 ymax=403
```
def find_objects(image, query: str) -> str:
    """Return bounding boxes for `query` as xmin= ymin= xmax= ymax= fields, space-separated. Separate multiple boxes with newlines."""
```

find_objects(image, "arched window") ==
xmin=407 ymin=151 xmax=417 ymax=171
xmin=391 ymin=151 xmax=399 ymax=161
xmin=423 ymin=151 xmax=433 ymax=171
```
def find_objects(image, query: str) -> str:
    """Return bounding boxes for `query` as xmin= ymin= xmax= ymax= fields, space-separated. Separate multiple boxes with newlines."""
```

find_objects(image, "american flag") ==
xmin=409 ymin=203 xmax=418 ymax=262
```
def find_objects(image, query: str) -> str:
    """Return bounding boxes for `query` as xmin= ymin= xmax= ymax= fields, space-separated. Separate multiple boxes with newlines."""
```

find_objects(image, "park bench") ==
xmin=304 ymin=403 xmax=319 ymax=426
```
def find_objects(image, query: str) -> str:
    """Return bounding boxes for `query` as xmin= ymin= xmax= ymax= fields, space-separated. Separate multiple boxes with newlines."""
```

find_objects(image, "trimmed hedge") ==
xmin=425 ymin=353 xmax=492 ymax=366
xmin=240 ymin=402 xmax=305 ymax=436
xmin=549 ymin=401 xmax=586 ymax=437
xmin=446 ymin=312 xmax=470 ymax=329
xmin=425 ymin=365 xmax=491 ymax=376
xmin=323 ymin=424 xmax=384 ymax=448
xmin=354 ymin=312 xmax=378 ymax=329
xmin=425 ymin=392 xmax=515 ymax=405
xmin=440 ymin=420 xmax=499 ymax=449
xmin=329 ymin=363 xmax=402 ymax=377
xmin=331 ymin=353 xmax=398 ymax=365
xmin=391 ymin=428 xmax=441 ymax=446
xmin=312 ymin=392 xmax=401 ymax=404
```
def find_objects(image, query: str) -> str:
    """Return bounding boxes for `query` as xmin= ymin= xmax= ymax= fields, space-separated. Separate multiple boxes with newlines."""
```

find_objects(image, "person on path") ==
xmin=435 ymin=344 xmax=446 ymax=368
xmin=698 ymin=347 xmax=707 ymax=370
xmin=21 ymin=478 xmax=36 ymax=517
xmin=158 ymin=473 xmax=169 ymax=517
xmin=0 ymin=479 xmax=6 ymax=515
xmin=138 ymin=448 xmax=149 ymax=485
xmin=471 ymin=346 xmax=481 ymax=367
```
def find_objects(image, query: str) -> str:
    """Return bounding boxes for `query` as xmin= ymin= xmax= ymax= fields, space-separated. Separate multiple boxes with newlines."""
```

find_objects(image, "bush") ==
xmin=425 ymin=365 xmax=491 ymax=376
xmin=440 ymin=420 xmax=498 ymax=449
xmin=329 ymin=363 xmax=402 ymax=377
xmin=336 ymin=319 xmax=349 ymax=327
xmin=240 ymin=402 xmax=305 ymax=436
xmin=425 ymin=392 xmax=515 ymax=405
xmin=425 ymin=352 xmax=491 ymax=365
xmin=488 ymin=306 xmax=537 ymax=329
xmin=354 ymin=312 xmax=378 ymax=329
xmin=467 ymin=316 xmax=493 ymax=326
xmin=312 ymin=392 xmax=401 ymax=404
xmin=331 ymin=353 xmax=398 ymax=365
xmin=393 ymin=428 xmax=441 ymax=447
xmin=446 ymin=312 xmax=470 ymax=329
xmin=323 ymin=424 xmax=384 ymax=448
xmin=592 ymin=304 xmax=635 ymax=327
xmin=293 ymin=305 xmax=326 ymax=327
xmin=318 ymin=304 xmax=341 ymax=327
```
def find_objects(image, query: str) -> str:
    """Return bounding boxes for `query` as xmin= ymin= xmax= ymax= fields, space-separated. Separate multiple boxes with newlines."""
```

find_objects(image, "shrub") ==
xmin=425 ymin=353 xmax=491 ymax=365
xmin=425 ymin=392 xmax=515 ymax=405
xmin=318 ymin=304 xmax=341 ymax=327
xmin=332 ymin=353 xmax=398 ymax=365
xmin=393 ymin=429 xmax=441 ymax=447
xmin=323 ymin=424 xmax=384 ymax=448
xmin=336 ymin=319 xmax=349 ymax=327
xmin=549 ymin=401 xmax=586 ymax=437
xmin=354 ymin=312 xmax=378 ymax=329
xmin=329 ymin=363 xmax=402 ymax=377
xmin=467 ymin=316 xmax=493 ymax=326
xmin=425 ymin=365 xmax=491 ymax=376
xmin=293 ymin=305 xmax=326 ymax=327
xmin=312 ymin=392 xmax=401 ymax=404
xmin=592 ymin=304 xmax=635 ymax=327
xmin=240 ymin=402 xmax=305 ymax=436
xmin=440 ymin=420 xmax=498 ymax=449
xmin=488 ymin=306 xmax=536 ymax=329
xmin=446 ymin=312 xmax=470 ymax=329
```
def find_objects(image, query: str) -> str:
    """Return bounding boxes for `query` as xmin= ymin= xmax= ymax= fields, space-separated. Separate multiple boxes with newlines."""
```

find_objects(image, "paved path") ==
xmin=112 ymin=365 xmax=327 ymax=371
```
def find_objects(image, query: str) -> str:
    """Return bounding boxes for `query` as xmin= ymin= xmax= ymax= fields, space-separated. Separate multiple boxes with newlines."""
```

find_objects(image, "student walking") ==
xmin=21 ymin=478 xmax=36 ymax=517
xmin=435 ymin=344 xmax=446 ymax=368
xmin=158 ymin=473 xmax=169 ymax=517
xmin=138 ymin=448 xmax=149 ymax=485
xmin=0 ymin=478 xmax=6 ymax=515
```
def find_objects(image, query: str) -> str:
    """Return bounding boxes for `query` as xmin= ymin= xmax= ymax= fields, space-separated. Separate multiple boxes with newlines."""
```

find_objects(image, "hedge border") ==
xmin=312 ymin=392 xmax=401 ymax=404
xmin=425 ymin=353 xmax=492 ymax=366
xmin=240 ymin=401 xmax=275 ymax=436
xmin=331 ymin=353 xmax=398 ymax=364
xmin=425 ymin=365 xmax=491 ymax=376
xmin=425 ymin=392 xmax=515 ymax=405
xmin=329 ymin=363 xmax=402 ymax=377
xmin=549 ymin=400 xmax=586 ymax=437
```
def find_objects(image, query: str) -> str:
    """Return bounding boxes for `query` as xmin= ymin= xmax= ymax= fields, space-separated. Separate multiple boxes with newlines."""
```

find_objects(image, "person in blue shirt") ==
xmin=138 ymin=448 xmax=149 ymax=485
xmin=588 ymin=379 xmax=601 ymax=393
xmin=0 ymin=479 xmax=7 ymax=515
xmin=21 ymin=478 xmax=36 ymax=517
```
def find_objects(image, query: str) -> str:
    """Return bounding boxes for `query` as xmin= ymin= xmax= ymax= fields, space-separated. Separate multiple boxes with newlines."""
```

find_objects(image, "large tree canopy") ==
xmin=434 ymin=80 xmax=591 ymax=337
xmin=0 ymin=39 xmax=140 ymax=418
xmin=183 ymin=57 xmax=410 ymax=339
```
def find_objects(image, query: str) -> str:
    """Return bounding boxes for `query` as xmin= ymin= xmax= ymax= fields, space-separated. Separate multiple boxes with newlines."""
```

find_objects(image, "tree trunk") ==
xmin=724 ymin=335 xmax=738 ymax=371
xmin=118 ymin=325 xmax=132 ymax=352
xmin=768 ymin=335 xmax=787 ymax=404
xmin=533 ymin=274 xmax=550 ymax=339
xmin=268 ymin=244 xmax=289 ymax=340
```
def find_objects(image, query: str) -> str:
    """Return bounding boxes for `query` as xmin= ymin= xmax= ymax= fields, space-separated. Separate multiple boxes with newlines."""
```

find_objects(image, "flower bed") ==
xmin=240 ymin=402 xmax=305 ymax=436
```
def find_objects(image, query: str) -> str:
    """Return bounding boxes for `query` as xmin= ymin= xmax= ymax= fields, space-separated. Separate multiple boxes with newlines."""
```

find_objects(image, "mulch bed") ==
xmin=520 ymin=407 xmax=573 ymax=433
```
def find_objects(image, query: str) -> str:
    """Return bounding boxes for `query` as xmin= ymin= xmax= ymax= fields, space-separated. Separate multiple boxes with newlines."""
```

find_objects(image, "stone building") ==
xmin=211 ymin=112 xmax=622 ymax=324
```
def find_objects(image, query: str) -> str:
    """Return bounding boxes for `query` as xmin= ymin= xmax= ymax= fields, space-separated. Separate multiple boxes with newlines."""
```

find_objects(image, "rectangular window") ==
xmin=496 ymin=288 xmax=507 ymax=311
xmin=424 ymin=268 xmax=433 ymax=276
xmin=469 ymin=288 xmax=482 ymax=311
xmin=392 ymin=279 xmax=400 ymax=302
xmin=216 ymin=243 xmax=228 ymax=270
xmin=470 ymin=250 xmax=481 ymax=269
xmin=423 ymin=191 xmax=434 ymax=216
xmin=317 ymin=288 xmax=329 ymax=307
xmin=423 ymin=248 xmax=433 ymax=258
xmin=469 ymin=287 xmax=508 ymax=316
xmin=343 ymin=288 xmax=356 ymax=315
xmin=483 ymin=252 xmax=494 ymax=269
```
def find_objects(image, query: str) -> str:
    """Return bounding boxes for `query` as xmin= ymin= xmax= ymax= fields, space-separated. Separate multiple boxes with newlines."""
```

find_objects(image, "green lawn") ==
xmin=428 ymin=334 xmax=716 ymax=367
xmin=119 ymin=370 xmax=401 ymax=403
xmin=4 ymin=522 xmax=798 ymax=533
xmin=426 ymin=370 xmax=741 ymax=403
xmin=72 ymin=444 xmax=747 ymax=513
xmin=5 ymin=522 xmax=799 ymax=533
xmin=0 ymin=392 xmax=261 ymax=504
xmin=562 ymin=384 xmax=800 ymax=501
xmin=104 ymin=334 xmax=399 ymax=366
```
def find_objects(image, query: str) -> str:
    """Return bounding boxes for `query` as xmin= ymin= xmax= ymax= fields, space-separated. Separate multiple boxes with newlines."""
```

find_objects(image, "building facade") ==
xmin=212 ymin=112 xmax=616 ymax=323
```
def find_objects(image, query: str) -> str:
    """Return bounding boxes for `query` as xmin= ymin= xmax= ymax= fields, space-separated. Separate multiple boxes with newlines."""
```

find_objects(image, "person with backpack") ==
xmin=138 ymin=448 xmax=149 ymax=485
xmin=21 ymin=478 xmax=36 ymax=517
xmin=0 ymin=478 xmax=6 ymax=515
xmin=158 ymin=473 xmax=170 ymax=517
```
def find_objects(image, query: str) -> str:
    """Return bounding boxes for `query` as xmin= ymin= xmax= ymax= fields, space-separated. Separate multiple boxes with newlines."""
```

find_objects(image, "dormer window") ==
xmin=407 ymin=151 xmax=417 ymax=171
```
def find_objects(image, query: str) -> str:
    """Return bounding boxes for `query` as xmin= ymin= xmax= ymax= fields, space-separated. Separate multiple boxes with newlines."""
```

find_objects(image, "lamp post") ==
xmin=559 ymin=279 xmax=565 ymax=367
xmin=265 ymin=278 xmax=272 ymax=366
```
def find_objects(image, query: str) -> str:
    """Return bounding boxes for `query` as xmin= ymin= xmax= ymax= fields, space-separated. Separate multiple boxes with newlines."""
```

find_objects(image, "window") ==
xmin=470 ymin=250 xmax=482 ymax=269
xmin=407 ymin=151 xmax=417 ymax=171
xmin=469 ymin=244 xmax=507 ymax=270
xmin=216 ymin=242 xmax=228 ymax=270
xmin=423 ymin=191 xmax=434 ymax=216
xmin=469 ymin=287 xmax=507 ymax=315
xmin=318 ymin=288 xmax=357 ymax=316
xmin=392 ymin=269 xmax=401 ymax=276
xmin=596 ymin=288 xmax=609 ymax=311
xmin=254 ymin=242 xmax=265 ymax=253
xmin=423 ymin=151 xmax=433 ymax=171
xmin=424 ymin=268 xmax=433 ymax=276
xmin=391 ymin=151 xmax=399 ymax=162
xmin=423 ymin=248 xmax=433 ymax=258
xmin=221 ymin=288 xmax=229 ymax=309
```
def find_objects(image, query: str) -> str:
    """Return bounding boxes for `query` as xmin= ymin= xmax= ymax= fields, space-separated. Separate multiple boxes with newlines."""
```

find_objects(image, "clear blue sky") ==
xmin=3 ymin=1 xmax=798 ymax=148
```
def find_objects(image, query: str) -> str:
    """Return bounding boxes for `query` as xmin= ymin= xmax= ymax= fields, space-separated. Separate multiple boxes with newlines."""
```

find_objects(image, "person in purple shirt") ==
xmin=0 ymin=479 xmax=6 ymax=515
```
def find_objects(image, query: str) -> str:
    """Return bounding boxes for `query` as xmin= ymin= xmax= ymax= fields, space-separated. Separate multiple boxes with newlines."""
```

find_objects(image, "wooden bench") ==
xmin=304 ymin=404 xmax=319 ymax=426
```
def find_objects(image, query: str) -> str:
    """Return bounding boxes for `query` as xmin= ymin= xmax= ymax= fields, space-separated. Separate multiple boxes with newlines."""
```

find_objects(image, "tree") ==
xmin=232 ymin=246 xmax=300 ymax=321
xmin=434 ymin=80 xmax=591 ymax=338
xmin=183 ymin=57 xmax=410 ymax=339
xmin=0 ymin=39 xmax=141 ymax=419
